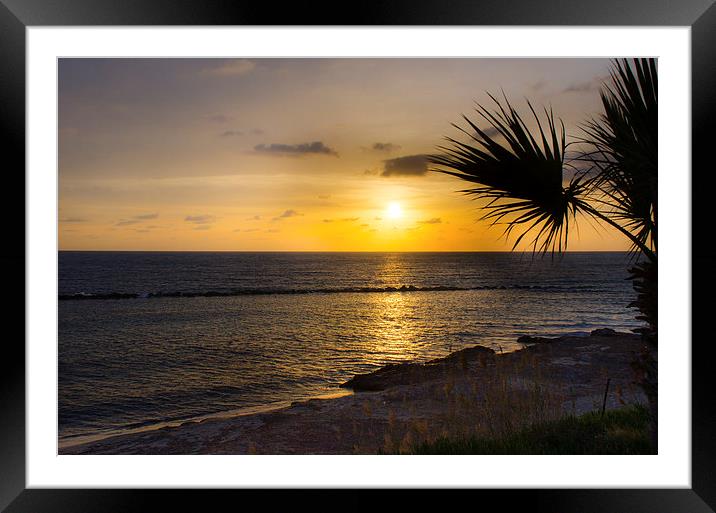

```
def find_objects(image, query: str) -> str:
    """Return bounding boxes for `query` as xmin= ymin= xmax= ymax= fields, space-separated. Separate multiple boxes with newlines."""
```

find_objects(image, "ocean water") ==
xmin=58 ymin=251 xmax=642 ymax=447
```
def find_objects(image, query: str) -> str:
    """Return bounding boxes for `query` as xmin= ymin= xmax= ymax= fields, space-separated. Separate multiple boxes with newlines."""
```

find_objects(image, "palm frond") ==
xmin=429 ymin=94 xmax=590 ymax=255
xmin=579 ymin=58 xmax=658 ymax=254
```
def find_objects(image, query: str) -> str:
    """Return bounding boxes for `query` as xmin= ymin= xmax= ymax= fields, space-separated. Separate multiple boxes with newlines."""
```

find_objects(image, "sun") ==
xmin=386 ymin=202 xmax=403 ymax=219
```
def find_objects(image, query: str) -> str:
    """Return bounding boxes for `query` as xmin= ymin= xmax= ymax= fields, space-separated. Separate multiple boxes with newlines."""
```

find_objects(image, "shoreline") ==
xmin=61 ymin=328 xmax=647 ymax=455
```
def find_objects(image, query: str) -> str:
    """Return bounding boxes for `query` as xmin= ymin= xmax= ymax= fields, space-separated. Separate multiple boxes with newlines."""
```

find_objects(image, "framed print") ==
xmin=2 ymin=0 xmax=714 ymax=511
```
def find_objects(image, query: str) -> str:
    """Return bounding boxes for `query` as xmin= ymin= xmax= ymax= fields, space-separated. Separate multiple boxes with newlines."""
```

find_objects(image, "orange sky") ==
xmin=58 ymin=58 xmax=629 ymax=251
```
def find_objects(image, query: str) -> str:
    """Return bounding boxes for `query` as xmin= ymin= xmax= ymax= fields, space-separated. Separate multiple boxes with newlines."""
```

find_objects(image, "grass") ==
xmin=411 ymin=404 xmax=654 ymax=455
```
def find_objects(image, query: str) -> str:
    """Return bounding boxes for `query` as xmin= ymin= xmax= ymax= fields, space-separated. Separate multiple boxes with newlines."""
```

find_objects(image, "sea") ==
xmin=58 ymin=251 xmax=642 ymax=448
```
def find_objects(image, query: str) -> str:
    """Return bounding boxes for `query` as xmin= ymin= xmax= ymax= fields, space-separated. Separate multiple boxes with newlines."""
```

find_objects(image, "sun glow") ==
xmin=386 ymin=202 xmax=403 ymax=219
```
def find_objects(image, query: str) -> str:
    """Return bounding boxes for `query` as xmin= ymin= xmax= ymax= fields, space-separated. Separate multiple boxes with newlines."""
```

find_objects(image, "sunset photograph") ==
xmin=57 ymin=57 xmax=657 ymax=455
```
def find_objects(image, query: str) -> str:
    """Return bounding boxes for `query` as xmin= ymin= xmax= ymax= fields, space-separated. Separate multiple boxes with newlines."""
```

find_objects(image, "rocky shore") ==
xmin=61 ymin=329 xmax=647 ymax=455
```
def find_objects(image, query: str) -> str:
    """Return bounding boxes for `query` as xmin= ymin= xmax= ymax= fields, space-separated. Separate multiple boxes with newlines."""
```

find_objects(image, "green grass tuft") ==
xmin=412 ymin=405 xmax=654 ymax=455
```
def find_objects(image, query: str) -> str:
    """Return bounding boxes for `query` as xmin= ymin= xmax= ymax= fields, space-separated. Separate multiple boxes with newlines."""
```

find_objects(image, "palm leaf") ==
xmin=579 ymin=58 xmax=658 ymax=254
xmin=428 ymin=94 xmax=590 ymax=255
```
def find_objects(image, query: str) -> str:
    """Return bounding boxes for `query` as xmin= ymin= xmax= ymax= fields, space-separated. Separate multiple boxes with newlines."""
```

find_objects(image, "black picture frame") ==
xmin=2 ymin=0 xmax=714 ymax=511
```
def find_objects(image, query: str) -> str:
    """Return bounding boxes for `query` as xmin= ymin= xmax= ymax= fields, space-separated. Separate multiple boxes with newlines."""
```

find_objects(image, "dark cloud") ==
xmin=272 ymin=209 xmax=303 ymax=221
xmin=381 ymin=154 xmax=428 ymax=177
xmin=59 ymin=217 xmax=87 ymax=223
xmin=133 ymin=213 xmax=159 ymax=220
xmin=340 ymin=217 xmax=359 ymax=222
xmin=185 ymin=215 xmax=216 ymax=224
xmin=323 ymin=219 xmax=334 ymax=223
xmin=418 ymin=217 xmax=442 ymax=224
xmin=372 ymin=142 xmax=401 ymax=152
xmin=115 ymin=219 xmax=141 ymax=226
xmin=254 ymin=141 xmax=338 ymax=157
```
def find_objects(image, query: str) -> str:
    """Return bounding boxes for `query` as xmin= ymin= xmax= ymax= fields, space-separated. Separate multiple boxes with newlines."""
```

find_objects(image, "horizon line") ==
xmin=58 ymin=249 xmax=635 ymax=253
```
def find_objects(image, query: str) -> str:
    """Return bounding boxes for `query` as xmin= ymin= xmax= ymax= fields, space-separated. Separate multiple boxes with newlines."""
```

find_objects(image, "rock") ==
xmin=517 ymin=335 xmax=555 ymax=344
xmin=590 ymin=328 xmax=618 ymax=337
xmin=341 ymin=345 xmax=495 ymax=392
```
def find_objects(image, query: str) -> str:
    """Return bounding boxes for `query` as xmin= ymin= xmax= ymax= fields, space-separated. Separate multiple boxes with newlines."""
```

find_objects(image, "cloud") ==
xmin=254 ymin=141 xmax=338 ymax=157
xmin=563 ymin=81 xmax=594 ymax=93
xmin=372 ymin=142 xmax=401 ymax=152
xmin=114 ymin=213 xmax=158 ymax=226
xmin=207 ymin=114 xmax=232 ymax=124
xmin=563 ymin=74 xmax=610 ymax=94
xmin=324 ymin=217 xmax=359 ymax=223
xmin=185 ymin=215 xmax=216 ymax=224
xmin=194 ymin=225 xmax=212 ymax=231
xmin=418 ymin=217 xmax=442 ymax=224
xmin=381 ymin=154 xmax=428 ymax=177
xmin=220 ymin=130 xmax=244 ymax=137
xmin=202 ymin=59 xmax=255 ymax=77
xmin=59 ymin=217 xmax=87 ymax=223
xmin=272 ymin=209 xmax=303 ymax=221
xmin=530 ymin=80 xmax=546 ymax=92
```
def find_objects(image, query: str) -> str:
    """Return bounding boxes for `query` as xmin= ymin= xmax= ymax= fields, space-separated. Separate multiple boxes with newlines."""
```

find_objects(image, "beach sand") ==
xmin=60 ymin=330 xmax=647 ymax=454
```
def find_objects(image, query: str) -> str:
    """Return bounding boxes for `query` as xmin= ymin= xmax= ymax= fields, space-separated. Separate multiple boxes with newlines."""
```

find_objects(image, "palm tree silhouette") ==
xmin=429 ymin=58 xmax=658 ymax=448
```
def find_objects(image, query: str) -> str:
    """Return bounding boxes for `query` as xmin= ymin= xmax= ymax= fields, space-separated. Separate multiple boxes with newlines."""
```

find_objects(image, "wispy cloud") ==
xmin=272 ymin=209 xmax=303 ymax=221
xmin=381 ymin=154 xmax=428 ymax=177
xmin=220 ymin=130 xmax=244 ymax=137
xmin=372 ymin=142 xmax=401 ymax=152
xmin=418 ymin=217 xmax=442 ymax=224
xmin=562 ymin=75 xmax=608 ymax=94
xmin=114 ymin=213 xmax=159 ymax=227
xmin=185 ymin=215 xmax=216 ymax=225
xmin=134 ymin=213 xmax=159 ymax=220
xmin=254 ymin=141 xmax=338 ymax=157
xmin=115 ymin=219 xmax=141 ymax=226
xmin=323 ymin=217 xmax=359 ymax=223
xmin=202 ymin=59 xmax=255 ymax=77
xmin=207 ymin=114 xmax=232 ymax=124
